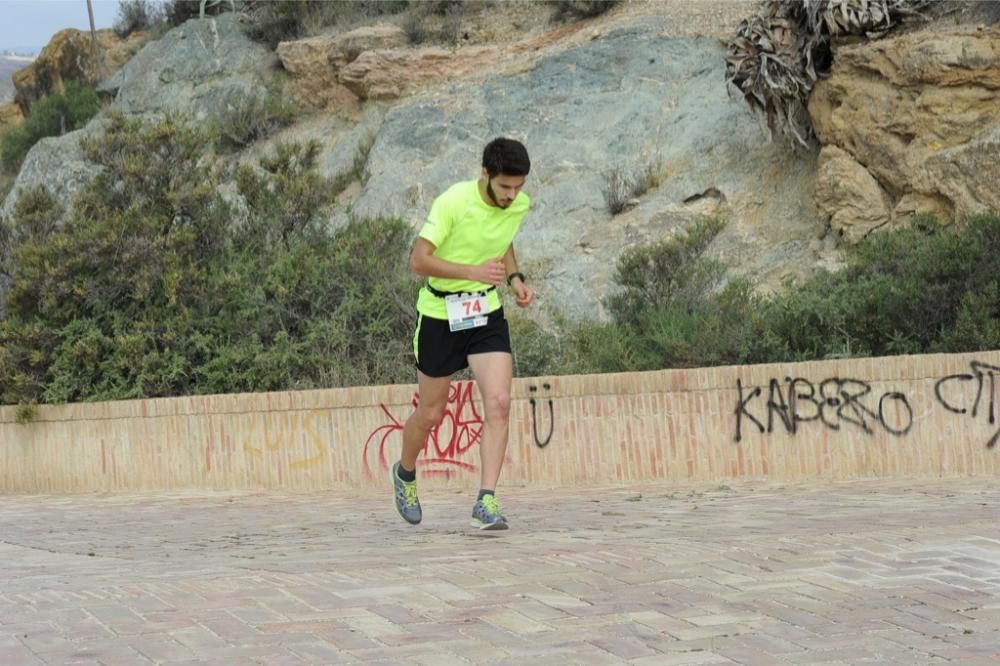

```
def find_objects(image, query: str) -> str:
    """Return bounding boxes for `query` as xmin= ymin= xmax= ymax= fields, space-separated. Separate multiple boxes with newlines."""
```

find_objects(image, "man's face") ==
xmin=483 ymin=169 xmax=526 ymax=209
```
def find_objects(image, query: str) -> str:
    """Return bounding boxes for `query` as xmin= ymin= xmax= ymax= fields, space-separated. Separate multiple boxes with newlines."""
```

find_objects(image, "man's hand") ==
xmin=468 ymin=258 xmax=506 ymax=286
xmin=512 ymin=279 xmax=534 ymax=308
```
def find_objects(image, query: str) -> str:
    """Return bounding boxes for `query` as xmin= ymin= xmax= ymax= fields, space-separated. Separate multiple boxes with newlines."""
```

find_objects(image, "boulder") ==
xmin=924 ymin=123 xmax=1000 ymax=220
xmin=275 ymin=36 xmax=354 ymax=111
xmin=275 ymin=34 xmax=349 ymax=109
xmin=339 ymin=45 xmax=495 ymax=100
xmin=809 ymin=27 xmax=1000 ymax=224
xmin=815 ymin=145 xmax=892 ymax=242
xmin=276 ymin=24 xmax=411 ymax=110
xmin=329 ymin=24 xmax=409 ymax=68
xmin=1 ymin=124 xmax=99 ymax=222
xmin=97 ymin=14 xmax=276 ymax=122
xmin=13 ymin=28 xmax=145 ymax=114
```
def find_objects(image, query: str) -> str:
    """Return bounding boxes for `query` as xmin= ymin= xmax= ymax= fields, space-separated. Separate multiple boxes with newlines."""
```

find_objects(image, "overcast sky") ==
xmin=1 ymin=0 xmax=120 ymax=54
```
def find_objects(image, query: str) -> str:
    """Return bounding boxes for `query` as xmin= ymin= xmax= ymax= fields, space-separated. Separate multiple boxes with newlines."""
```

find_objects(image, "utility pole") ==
xmin=86 ymin=0 xmax=101 ymax=76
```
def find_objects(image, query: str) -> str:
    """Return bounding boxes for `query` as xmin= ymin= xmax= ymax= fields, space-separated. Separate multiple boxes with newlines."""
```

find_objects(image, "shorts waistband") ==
xmin=425 ymin=284 xmax=496 ymax=298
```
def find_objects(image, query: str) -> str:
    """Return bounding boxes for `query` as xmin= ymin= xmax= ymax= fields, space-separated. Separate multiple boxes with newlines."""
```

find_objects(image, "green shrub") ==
xmin=606 ymin=218 xmax=725 ymax=323
xmin=562 ymin=277 xmax=759 ymax=374
xmin=243 ymin=0 xmax=409 ymax=48
xmin=507 ymin=312 xmax=567 ymax=378
xmin=560 ymin=213 xmax=1000 ymax=373
xmin=400 ymin=0 xmax=464 ymax=45
xmin=216 ymin=88 xmax=296 ymax=149
xmin=162 ymin=0 xmax=238 ymax=25
xmin=188 ymin=214 xmax=419 ymax=393
xmin=603 ymin=157 xmax=662 ymax=215
xmin=550 ymin=0 xmax=621 ymax=22
xmin=235 ymin=140 xmax=337 ymax=247
xmin=744 ymin=213 xmax=1000 ymax=363
xmin=1 ymin=82 xmax=100 ymax=172
xmin=933 ymin=282 xmax=1000 ymax=352
xmin=0 ymin=113 xmax=420 ymax=406
xmin=114 ymin=0 xmax=163 ymax=37
xmin=544 ymin=218 xmax=760 ymax=374
xmin=352 ymin=132 xmax=376 ymax=183
xmin=14 ymin=401 xmax=37 ymax=425
xmin=0 ymin=185 xmax=64 ymax=261
xmin=163 ymin=0 xmax=203 ymax=25
xmin=0 ymin=169 xmax=17 ymax=211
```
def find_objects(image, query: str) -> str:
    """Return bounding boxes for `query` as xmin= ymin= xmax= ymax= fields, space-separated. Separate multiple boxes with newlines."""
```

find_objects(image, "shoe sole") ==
xmin=390 ymin=464 xmax=421 ymax=525
xmin=470 ymin=519 xmax=509 ymax=531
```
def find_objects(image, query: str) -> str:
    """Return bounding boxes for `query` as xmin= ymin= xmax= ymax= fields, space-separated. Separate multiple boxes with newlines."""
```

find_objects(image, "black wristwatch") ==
xmin=506 ymin=272 xmax=526 ymax=286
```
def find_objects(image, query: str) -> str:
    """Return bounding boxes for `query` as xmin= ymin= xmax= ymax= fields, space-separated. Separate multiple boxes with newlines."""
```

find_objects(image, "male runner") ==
xmin=391 ymin=137 xmax=535 ymax=530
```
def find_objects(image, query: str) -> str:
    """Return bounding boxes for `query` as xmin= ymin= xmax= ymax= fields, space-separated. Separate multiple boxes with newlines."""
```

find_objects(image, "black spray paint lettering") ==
xmin=934 ymin=360 xmax=1000 ymax=448
xmin=735 ymin=377 xmax=912 ymax=442
xmin=528 ymin=383 xmax=554 ymax=449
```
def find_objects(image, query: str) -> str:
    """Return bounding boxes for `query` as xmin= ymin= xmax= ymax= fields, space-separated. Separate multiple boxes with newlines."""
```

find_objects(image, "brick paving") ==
xmin=1 ymin=479 xmax=999 ymax=665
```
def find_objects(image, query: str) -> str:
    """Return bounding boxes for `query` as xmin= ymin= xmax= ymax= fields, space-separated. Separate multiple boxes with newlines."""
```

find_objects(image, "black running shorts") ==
xmin=413 ymin=308 xmax=512 ymax=377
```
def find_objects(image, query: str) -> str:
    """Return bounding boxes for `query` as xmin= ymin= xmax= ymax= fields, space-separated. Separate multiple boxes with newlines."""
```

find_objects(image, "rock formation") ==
xmin=12 ymin=28 xmax=145 ymax=114
xmin=3 ymin=2 xmax=997 ymax=321
xmin=0 ymin=103 xmax=23 ymax=136
xmin=809 ymin=27 xmax=1000 ymax=231
xmin=97 ymin=14 xmax=276 ymax=121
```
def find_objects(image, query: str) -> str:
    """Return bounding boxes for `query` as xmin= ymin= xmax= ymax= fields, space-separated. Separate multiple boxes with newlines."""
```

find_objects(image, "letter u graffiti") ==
xmin=529 ymin=383 xmax=554 ymax=449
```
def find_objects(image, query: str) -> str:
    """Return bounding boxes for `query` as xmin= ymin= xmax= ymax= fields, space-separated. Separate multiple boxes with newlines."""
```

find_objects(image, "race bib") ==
xmin=445 ymin=292 xmax=489 ymax=332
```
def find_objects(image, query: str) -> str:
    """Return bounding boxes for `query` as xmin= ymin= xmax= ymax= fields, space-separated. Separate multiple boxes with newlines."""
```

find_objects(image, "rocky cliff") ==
xmin=810 ymin=26 xmax=1000 ymax=239
xmin=11 ymin=28 xmax=146 ymax=114
xmin=2 ymin=1 xmax=998 ymax=321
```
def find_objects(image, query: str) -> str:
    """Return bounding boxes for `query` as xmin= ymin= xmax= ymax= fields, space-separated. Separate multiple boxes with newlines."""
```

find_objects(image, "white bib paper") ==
xmin=445 ymin=292 xmax=489 ymax=332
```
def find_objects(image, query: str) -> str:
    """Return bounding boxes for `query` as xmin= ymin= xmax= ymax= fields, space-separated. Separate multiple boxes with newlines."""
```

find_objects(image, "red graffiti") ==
xmin=363 ymin=381 xmax=484 ymax=478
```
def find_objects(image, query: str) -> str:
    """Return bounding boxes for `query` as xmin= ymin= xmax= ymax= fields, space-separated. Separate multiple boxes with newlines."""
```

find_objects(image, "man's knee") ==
xmin=412 ymin=401 xmax=447 ymax=429
xmin=485 ymin=392 xmax=511 ymax=420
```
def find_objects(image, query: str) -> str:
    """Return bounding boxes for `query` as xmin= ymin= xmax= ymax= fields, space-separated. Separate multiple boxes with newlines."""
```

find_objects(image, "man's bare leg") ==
xmin=392 ymin=370 xmax=452 ymax=525
xmin=467 ymin=352 xmax=513 ymax=491
xmin=401 ymin=370 xmax=453 ymax=471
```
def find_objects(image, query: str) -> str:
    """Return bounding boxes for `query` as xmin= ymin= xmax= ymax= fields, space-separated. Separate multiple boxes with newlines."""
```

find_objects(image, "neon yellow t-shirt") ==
xmin=416 ymin=180 xmax=530 ymax=320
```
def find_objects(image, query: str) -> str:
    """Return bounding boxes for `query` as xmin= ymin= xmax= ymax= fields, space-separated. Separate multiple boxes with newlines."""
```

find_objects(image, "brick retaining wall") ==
xmin=2 ymin=352 xmax=998 ymax=492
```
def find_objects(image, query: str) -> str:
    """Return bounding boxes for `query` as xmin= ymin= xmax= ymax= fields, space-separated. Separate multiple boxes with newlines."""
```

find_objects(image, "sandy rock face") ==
xmin=339 ymin=45 xmax=497 ymax=101
xmin=815 ymin=146 xmax=893 ymax=242
xmin=12 ymin=28 xmax=145 ymax=113
xmin=277 ymin=22 xmax=547 ymax=106
xmin=0 ymin=103 xmax=23 ymax=136
xmin=276 ymin=34 xmax=356 ymax=109
xmin=809 ymin=27 xmax=1000 ymax=226
xmin=276 ymin=24 xmax=409 ymax=109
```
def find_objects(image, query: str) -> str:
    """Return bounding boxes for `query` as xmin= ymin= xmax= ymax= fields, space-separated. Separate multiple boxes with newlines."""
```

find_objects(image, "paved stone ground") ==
xmin=1 ymin=479 xmax=999 ymax=665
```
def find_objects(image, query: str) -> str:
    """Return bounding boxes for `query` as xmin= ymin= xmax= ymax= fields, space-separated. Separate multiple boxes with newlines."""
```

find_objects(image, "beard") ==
xmin=487 ymin=179 xmax=511 ymax=208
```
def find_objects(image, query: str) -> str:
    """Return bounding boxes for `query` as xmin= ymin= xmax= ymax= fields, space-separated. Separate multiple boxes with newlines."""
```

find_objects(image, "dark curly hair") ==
xmin=482 ymin=137 xmax=531 ymax=178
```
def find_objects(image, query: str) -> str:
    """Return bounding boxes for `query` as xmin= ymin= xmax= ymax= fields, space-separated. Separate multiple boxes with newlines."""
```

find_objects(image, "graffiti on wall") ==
xmin=362 ymin=381 xmax=559 ymax=477
xmin=363 ymin=381 xmax=485 ymax=478
xmin=735 ymin=359 xmax=1000 ymax=449
xmin=529 ymin=383 xmax=554 ymax=449
xmin=241 ymin=409 xmax=327 ymax=469
xmin=734 ymin=377 xmax=913 ymax=443
xmin=934 ymin=360 xmax=1000 ymax=448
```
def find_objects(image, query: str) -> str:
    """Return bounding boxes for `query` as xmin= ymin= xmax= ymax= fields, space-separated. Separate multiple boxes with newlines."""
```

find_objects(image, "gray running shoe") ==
xmin=471 ymin=494 xmax=509 ymax=530
xmin=391 ymin=461 xmax=421 ymax=525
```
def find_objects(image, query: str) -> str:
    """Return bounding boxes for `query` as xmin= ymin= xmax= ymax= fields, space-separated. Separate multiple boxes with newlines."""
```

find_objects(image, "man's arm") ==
xmin=501 ymin=245 xmax=521 ymax=283
xmin=410 ymin=238 xmax=506 ymax=286
xmin=501 ymin=244 xmax=534 ymax=308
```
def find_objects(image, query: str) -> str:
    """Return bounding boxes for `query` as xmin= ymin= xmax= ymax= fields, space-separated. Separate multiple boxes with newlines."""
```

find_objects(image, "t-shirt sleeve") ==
xmin=418 ymin=191 xmax=454 ymax=248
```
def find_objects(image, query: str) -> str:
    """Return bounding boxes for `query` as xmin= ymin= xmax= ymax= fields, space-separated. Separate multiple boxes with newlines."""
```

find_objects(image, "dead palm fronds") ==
xmin=725 ymin=0 xmax=929 ymax=147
